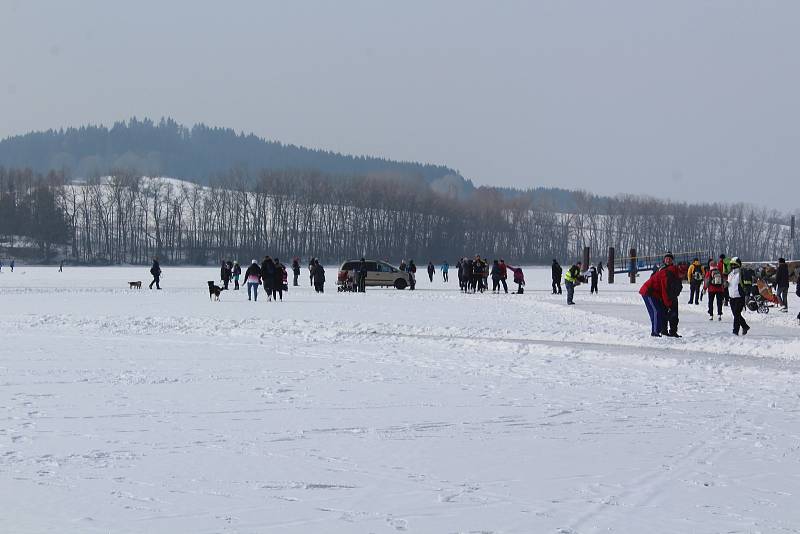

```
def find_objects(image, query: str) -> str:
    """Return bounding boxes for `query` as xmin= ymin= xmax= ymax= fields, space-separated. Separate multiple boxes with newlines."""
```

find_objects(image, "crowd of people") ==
xmin=451 ymin=256 xmax=525 ymax=294
xmin=639 ymin=252 xmax=798 ymax=338
xmin=105 ymin=252 xmax=790 ymax=331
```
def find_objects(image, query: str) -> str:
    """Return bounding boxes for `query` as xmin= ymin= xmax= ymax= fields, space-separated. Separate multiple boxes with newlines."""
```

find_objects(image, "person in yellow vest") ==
xmin=686 ymin=258 xmax=704 ymax=305
xmin=564 ymin=262 xmax=582 ymax=305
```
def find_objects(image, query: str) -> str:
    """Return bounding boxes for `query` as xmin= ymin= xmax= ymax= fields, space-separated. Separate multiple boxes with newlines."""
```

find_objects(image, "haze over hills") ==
xmin=0 ymin=117 xmax=589 ymax=211
xmin=0 ymin=117 xmax=468 ymax=189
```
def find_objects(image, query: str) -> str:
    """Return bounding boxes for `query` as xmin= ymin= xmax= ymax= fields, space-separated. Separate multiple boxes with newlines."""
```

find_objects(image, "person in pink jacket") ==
xmin=505 ymin=265 xmax=525 ymax=294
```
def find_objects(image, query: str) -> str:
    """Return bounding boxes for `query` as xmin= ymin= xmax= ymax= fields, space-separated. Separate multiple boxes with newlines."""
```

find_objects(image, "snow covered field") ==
xmin=2 ymin=265 xmax=800 ymax=533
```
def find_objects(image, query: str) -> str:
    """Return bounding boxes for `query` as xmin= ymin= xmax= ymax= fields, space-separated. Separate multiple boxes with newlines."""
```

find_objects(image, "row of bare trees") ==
xmin=0 ymin=167 xmax=796 ymax=265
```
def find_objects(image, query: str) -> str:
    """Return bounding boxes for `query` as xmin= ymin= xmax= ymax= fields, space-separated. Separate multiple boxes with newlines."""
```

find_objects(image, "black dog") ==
xmin=208 ymin=281 xmax=226 ymax=301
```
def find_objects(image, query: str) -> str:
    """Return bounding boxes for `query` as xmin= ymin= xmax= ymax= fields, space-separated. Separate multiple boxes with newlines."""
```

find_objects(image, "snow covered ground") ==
xmin=1 ymin=265 xmax=799 ymax=533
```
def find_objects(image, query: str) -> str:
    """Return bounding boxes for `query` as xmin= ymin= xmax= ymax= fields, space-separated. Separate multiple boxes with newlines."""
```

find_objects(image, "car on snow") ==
xmin=337 ymin=259 xmax=412 ymax=290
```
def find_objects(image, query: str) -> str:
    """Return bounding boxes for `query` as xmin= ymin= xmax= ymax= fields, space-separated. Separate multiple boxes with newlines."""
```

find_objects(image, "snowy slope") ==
xmin=1 ymin=266 xmax=799 ymax=533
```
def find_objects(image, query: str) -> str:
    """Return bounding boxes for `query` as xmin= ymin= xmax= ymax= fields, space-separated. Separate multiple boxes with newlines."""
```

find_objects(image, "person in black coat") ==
xmin=357 ymin=258 xmax=368 ymax=293
xmin=313 ymin=260 xmax=325 ymax=293
xmin=232 ymin=261 xmax=242 ymax=290
xmin=273 ymin=258 xmax=285 ymax=301
xmin=662 ymin=260 xmax=683 ymax=337
xmin=149 ymin=257 xmax=162 ymax=289
xmin=490 ymin=260 xmax=502 ymax=293
xmin=775 ymin=258 xmax=789 ymax=310
xmin=220 ymin=260 xmax=232 ymax=290
xmin=551 ymin=259 xmax=562 ymax=294
xmin=291 ymin=258 xmax=301 ymax=286
xmin=261 ymin=256 xmax=276 ymax=301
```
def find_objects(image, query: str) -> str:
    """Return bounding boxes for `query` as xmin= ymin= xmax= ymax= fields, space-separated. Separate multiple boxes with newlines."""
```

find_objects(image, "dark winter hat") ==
xmin=664 ymin=252 xmax=674 ymax=260
xmin=779 ymin=257 xmax=786 ymax=263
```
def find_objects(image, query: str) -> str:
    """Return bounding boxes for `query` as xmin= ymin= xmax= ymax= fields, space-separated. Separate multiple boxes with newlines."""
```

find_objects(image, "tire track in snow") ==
xmin=357 ymin=331 xmax=800 ymax=373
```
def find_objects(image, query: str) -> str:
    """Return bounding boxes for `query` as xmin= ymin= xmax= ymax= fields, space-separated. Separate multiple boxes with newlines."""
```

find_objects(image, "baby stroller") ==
xmin=337 ymin=270 xmax=357 ymax=292
xmin=746 ymin=279 xmax=781 ymax=314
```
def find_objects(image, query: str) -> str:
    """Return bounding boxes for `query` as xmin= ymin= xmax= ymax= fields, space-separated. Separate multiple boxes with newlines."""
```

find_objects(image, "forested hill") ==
xmin=0 ymin=117 xmax=471 ymax=190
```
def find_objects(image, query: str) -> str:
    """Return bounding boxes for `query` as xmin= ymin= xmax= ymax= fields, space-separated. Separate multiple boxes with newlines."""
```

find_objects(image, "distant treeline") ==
xmin=0 ymin=167 xmax=796 ymax=266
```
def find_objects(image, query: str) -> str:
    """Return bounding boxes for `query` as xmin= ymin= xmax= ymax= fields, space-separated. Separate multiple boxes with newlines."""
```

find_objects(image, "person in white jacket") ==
xmin=727 ymin=257 xmax=750 ymax=336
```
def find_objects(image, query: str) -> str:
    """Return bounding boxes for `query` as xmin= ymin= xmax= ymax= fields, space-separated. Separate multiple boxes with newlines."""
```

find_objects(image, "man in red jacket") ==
xmin=640 ymin=262 xmax=673 ymax=337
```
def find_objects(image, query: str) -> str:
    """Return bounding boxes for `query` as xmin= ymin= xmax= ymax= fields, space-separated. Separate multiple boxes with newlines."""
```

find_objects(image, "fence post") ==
xmin=629 ymin=248 xmax=637 ymax=284
xmin=582 ymin=246 xmax=590 ymax=271
xmin=608 ymin=247 xmax=615 ymax=284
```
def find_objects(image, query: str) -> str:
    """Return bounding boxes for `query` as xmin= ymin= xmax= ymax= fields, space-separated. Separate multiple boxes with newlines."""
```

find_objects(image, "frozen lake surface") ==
xmin=1 ymin=265 xmax=799 ymax=533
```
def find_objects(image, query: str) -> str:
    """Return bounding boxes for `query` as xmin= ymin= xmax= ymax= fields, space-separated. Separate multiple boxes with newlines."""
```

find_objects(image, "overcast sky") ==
xmin=1 ymin=0 xmax=798 ymax=210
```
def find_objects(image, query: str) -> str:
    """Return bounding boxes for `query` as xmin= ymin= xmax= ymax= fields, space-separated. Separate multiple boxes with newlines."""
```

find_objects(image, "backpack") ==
xmin=710 ymin=270 xmax=723 ymax=286
xmin=692 ymin=266 xmax=704 ymax=282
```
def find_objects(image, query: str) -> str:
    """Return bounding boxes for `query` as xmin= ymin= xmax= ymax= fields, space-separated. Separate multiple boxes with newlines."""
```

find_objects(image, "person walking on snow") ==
xmin=261 ymin=257 xmax=276 ymax=301
xmin=291 ymin=257 xmax=301 ymax=286
xmin=407 ymin=260 xmax=417 ymax=290
xmin=687 ymin=258 xmax=704 ymax=305
xmin=718 ymin=254 xmax=731 ymax=306
xmin=597 ymin=261 xmax=604 ymax=281
xmin=776 ymin=258 xmax=790 ymax=311
xmin=728 ymin=257 xmax=750 ymax=335
xmin=589 ymin=264 xmax=598 ymax=294
xmin=427 ymin=261 xmax=435 ymax=283
xmin=312 ymin=260 xmax=326 ymax=293
xmin=441 ymin=261 xmax=449 ymax=282
xmin=220 ymin=260 xmax=232 ymax=290
xmin=564 ymin=262 xmax=582 ymax=305
xmin=273 ymin=258 xmax=286 ymax=301
xmin=705 ymin=262 xmax=725 ymax=321
xmin=552 ymin=259 xmax=563 ymax=294
xmin=232 ymin=261 xmax=241 ymax=290
xmin=357 ymin=258 xmax=368 ymax=293
xmin=490 ymin=260 xmax=502 ymax=293
xmin=498 ymin=259 xmax=508 ymax=293
xmin=9 ymin=260 xmax=14 ymax=272
xmin=149 ymin=257 xmax=162 ymax=289
xmin=244 ymin=260 xmax=262 ymax=301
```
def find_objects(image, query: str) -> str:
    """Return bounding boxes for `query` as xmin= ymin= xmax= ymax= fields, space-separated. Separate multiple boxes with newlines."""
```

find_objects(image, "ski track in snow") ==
xmin=1 ymin=266 xmax=799 ymax=533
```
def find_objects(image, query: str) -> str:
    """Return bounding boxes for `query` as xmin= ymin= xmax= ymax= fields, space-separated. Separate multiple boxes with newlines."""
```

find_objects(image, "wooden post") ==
xmin=629 ymin=248 xmax=637 ymax=284
xmin=582 ymin=246 xmax=590 ymax=271
xmin=608 ymin=247 xmax=615 ymax=284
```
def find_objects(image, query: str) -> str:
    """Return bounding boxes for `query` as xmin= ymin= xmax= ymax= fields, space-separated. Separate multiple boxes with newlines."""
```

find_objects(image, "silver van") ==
xmin=337 ymin=260 xmax=412 ymax=289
